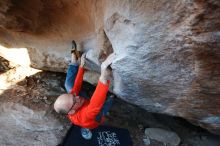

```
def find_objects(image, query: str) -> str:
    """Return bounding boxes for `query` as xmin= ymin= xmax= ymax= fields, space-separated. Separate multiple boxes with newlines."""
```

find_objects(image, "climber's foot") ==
xmin=71 ymin=40 xmax=82 ymax=59
xmin=71 ymin=40 xmax=77 ymax=53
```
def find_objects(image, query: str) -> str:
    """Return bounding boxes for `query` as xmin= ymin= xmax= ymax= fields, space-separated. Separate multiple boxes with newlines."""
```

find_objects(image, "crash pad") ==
xmin=60 ymin=125 xmax=133 ymax=146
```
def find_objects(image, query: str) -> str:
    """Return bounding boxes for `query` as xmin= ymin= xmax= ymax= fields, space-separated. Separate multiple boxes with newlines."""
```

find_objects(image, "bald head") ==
xmin=54 ymin=93 xmax=74 ymax=114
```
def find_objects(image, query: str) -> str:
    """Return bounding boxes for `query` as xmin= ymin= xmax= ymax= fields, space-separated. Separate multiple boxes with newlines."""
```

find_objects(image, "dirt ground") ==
xmin=1 ymin=56 xmax=220 ymax=146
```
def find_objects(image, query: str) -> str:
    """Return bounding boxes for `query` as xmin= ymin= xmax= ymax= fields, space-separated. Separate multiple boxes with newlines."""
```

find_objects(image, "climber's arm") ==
xmin=84 ymin=53 xmax=115 ymax=120
xmin=84 ymin=80 xmax=110 ymax=119
xmin=70 ymin=54 xmax=86 ymax=95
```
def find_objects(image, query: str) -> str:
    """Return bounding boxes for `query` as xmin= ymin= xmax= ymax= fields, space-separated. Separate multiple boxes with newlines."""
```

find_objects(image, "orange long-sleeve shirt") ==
xmin=68 ymin=67 xmax=110 ymax=129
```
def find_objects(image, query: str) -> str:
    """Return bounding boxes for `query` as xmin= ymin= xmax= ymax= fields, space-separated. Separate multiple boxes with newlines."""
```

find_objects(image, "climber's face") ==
xmin=67 ymin=95 xmax=85 ymax=115
xmin=54 ymin=93 xmax=85 ymax=115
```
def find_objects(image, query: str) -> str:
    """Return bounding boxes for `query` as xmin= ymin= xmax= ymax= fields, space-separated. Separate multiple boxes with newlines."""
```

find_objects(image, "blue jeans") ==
xmin=65 ymin=64 xmax=113 ymax=122
xmin=65 ymin=63 xmax=78 ymax=94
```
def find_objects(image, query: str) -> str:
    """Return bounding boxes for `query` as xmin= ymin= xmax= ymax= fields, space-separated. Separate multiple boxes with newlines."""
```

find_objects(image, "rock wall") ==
xmin=0 ymin=102 xmax=64 ymax=146
xmin=0 ymin=0 xmax=219 ymax=134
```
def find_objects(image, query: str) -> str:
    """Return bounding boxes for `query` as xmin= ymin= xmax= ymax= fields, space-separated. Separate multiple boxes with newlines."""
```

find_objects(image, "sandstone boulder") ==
xmin=0 ymin=0 xmax=219 ymax=134
xmin=0 ymin=102 xmax=63 ymax=146
xmin=144 ymin=128 xmax=181 ymax=146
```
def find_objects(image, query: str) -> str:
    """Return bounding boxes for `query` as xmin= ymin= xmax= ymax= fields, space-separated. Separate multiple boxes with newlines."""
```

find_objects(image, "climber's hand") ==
xmin=80 ymin=53 xmax=86 ymax=67
xmin=100 ymin=53 xmax=116 ymax=84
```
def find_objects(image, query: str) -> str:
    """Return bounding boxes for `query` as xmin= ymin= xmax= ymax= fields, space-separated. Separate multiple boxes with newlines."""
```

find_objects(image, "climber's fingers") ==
xmin=101 ymin=53 xmax=116 ymax=70
xmin=80 ymin=53 xmax=86 ymax=67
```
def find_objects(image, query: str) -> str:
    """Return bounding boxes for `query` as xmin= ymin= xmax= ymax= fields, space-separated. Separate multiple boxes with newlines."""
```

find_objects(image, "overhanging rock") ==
xmin=0 ymin=0 xmax=219 ymax=134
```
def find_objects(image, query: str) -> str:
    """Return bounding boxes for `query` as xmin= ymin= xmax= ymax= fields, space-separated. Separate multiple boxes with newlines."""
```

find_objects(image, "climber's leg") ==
xmin=64 ymin=64 xmax=79 ymax=93
xmin=64 ymin=40 xmax=79 ymax=93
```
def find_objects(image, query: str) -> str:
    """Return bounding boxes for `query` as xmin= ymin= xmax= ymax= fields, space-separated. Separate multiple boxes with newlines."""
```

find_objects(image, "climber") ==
xmin=54 ymin=40 xmax=115 ymax=140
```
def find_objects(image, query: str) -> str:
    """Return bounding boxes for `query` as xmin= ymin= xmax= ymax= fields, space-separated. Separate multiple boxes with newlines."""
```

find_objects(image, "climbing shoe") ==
xmin=71 ymin=40 xmax=82 ymax=59
xmin=71 ymin=40 xmax=77 ymax=54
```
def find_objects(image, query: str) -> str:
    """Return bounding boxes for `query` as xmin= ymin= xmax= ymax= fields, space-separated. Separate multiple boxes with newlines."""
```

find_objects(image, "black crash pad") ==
xmin=60 ymin=125 xmax=133 ymax=146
